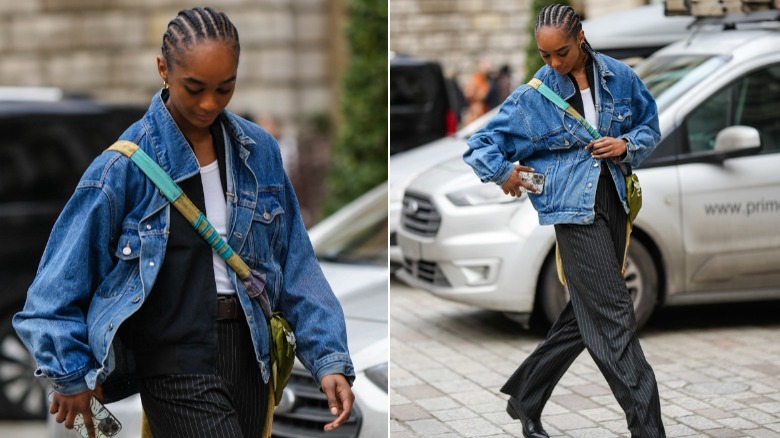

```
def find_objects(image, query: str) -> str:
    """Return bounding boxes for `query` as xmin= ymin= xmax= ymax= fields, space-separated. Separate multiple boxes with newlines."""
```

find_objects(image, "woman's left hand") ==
xmin=321 ymin=373 xmax=354 ymax=431
xmin=586 ymin=137 xmax=627 ymax=159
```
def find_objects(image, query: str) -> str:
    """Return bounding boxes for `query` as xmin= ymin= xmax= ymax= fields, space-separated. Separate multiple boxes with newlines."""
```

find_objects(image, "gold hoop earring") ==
xmin=163 ymin=80 xmax=169 ymax=90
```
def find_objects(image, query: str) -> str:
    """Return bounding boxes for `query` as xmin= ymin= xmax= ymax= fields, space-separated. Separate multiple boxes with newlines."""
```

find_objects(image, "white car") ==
xmin=387 ymin=5 xmax=694 ymax=271
xmin=396 ymin=15 xmax=780 ymax=329
xmin=49 ymin=184 xmax=389 ymax=438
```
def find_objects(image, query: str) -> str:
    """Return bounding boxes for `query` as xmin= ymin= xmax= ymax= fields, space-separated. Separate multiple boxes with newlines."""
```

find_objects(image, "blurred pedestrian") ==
xmin=462 ymin=57 xmax=492 ymax=124
xmin=14 ymin=7 xmax=354 ymax=438
xmin=464 ymin=4 xmax=665 ymax=437
xmin=485 ymin=64 xmax=513 ymax=110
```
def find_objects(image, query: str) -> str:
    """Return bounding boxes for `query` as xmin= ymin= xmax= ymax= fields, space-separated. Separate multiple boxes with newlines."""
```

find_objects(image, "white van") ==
xmin=396 ymin=13 xmax=780 ymax=329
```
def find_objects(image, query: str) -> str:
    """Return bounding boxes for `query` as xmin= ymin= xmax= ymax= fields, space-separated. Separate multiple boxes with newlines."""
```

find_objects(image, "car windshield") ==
xmin=314 ymin=206 xmax=388 ymax=266
xmin=634 ymin=54 xmax=729 ymax=112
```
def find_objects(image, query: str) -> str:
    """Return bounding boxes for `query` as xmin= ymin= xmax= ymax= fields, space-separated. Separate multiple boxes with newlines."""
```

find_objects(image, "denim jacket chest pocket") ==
xmin=610 ymin=99 xmax=633 ymax=136
xmin=94 ymin=225 xmax=142 ymax=299
xmin=245 ymin=188 xmax=285 ymax=263
xmin=540 ymin=125 xmax=586 ymax=162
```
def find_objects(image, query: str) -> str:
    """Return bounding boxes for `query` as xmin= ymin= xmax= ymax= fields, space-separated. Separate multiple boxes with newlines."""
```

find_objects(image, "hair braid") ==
xmin=535 ymin=4 xmax=596 ymax=54
xmin=161 ymin=7 xmax=240 ymax=69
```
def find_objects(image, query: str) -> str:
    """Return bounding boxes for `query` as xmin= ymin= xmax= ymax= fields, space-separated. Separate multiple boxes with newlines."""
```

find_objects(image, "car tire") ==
xmin=0 ymin=301 xmax=48 ymax=420
xmin=539 ymin=237 xmax=658 ymax=330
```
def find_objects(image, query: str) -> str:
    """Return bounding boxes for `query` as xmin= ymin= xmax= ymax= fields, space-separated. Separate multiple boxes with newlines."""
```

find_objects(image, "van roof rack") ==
xmin=666 ymin=0 xmax=778 ymax=17
xmin=691 ymin=8 xmax=780 ymax=28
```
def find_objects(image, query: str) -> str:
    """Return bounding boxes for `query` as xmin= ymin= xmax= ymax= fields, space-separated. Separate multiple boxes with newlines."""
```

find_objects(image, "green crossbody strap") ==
xmin=106 ymin=140 xmax=274 ymax=317
xmin=528 ymin=78 xmax=603 ymax=140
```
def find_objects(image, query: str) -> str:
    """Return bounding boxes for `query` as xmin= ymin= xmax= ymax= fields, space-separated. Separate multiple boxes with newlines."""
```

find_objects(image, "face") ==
xmin=157 ymin=40 xmax=238 ymax=136
xmin=536 ymin=27 xmax=585 ymax=75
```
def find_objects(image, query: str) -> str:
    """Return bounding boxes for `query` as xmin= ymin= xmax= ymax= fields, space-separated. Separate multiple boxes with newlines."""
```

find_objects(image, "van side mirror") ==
xmin=714 ymin=125 xmax=761 ymax=155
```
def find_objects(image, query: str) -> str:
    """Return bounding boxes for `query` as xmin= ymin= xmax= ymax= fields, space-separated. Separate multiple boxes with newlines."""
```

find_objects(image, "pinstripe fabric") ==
xmin=501 ymin=174 xmax=665 ymax=437
xmin=138 ymin=316 xmax=267 ymax=438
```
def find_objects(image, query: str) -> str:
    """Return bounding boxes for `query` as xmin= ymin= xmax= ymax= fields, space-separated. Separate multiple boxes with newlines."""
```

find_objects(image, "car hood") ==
xmin=405 ymin=154 xmax=486 ymax=196
xmin=389 ymin=135 xmax=466 ymax=203
xmin=318 ymin=261 xmax=387 ymax=369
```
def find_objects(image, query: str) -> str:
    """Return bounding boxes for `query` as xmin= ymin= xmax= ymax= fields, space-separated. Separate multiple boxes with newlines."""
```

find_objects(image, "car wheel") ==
xmin=0 ymin=302 xmax=48 ymax=420
xmin=539 ymin=238 xmax=658 ymax=330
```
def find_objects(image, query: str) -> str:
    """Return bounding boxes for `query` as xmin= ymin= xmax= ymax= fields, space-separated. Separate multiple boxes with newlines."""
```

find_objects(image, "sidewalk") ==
xmin=390 ymin=278 xmax=780 ymax=437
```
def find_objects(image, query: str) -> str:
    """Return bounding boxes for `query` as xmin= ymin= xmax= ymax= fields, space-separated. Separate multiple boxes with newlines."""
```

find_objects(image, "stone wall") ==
xmin=390 ymin=0 xmax=647 ymax=91
xmin=0 ymin=0 xmax=347 ymax=132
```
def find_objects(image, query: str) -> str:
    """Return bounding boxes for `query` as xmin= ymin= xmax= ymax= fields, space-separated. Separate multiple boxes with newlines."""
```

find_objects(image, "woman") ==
xmin=464 ymin=4 xmax=665 ymax=437
xmin=14 ymin=7 xmax=354 ymax=437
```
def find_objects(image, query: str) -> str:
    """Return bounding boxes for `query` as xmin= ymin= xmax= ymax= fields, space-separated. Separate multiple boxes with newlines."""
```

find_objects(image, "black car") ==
xmin=389 ymin=54 xmax=460 ymax=155
xmin=0 ymin=89 xmax=145 ymax=419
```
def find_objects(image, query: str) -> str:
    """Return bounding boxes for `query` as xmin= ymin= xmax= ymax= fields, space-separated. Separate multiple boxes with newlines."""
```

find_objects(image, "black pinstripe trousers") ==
xmin=137 ymin=316 xmax=268 ymax=438
xmin=501 ymin=174 xmax=665 ymax=437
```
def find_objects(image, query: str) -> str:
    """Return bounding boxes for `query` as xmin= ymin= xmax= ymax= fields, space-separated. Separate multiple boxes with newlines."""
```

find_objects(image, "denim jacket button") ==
xmin=618 ymin=114 xmax=624 ymax=121
xmin=263 ymin=212 xmax=271 ymax=220
xmin=122 ymin=245 xmax=131 ymax=256
xmin=149 ymin=261 xmax=155 ymax=267
xmin=133 ymin=296 xmax=140 ymax=303
xmin=234 ymin=232 xmax=243 ymax=238
xmin=108 ymin=323 xmax=114 ymax=330
xmin=583 ymin=218 xmax=590 ymax=223
xmin=587 ymin=183 xmax=593 ymax=188
xmin=146 ymin=224 xmax=152 ymax=230
xmin=593 ymin=162 xmax=599 ymax=167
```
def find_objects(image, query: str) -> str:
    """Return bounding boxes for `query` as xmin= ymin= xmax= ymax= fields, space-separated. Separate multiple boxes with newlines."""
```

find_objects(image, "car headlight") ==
xmin=446 ymin=183 xmax=524 ymax=206
xmin=364 ymin=362 xmax=388 ymax=393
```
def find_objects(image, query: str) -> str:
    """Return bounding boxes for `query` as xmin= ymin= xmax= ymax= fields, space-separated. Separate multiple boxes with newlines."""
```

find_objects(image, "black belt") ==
xmin=217 ymin=296 xmax=239 ymax=321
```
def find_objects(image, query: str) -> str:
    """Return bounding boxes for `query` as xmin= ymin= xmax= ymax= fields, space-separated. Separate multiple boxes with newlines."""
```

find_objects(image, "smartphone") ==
xmin=48 ymin=391 xmax=122 ymax=438
xmin=518 ymin=171 xmax=545 ymax=194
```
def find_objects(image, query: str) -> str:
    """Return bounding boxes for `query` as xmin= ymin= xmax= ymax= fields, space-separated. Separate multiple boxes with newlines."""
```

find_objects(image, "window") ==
xmin=685 ymin=63 xmax=780 ymax=155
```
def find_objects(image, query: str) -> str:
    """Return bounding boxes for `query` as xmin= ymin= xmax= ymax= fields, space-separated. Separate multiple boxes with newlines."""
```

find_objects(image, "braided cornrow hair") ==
xmin=535 ymin=4 xmax=595 ymax=54
xmin=161 ymin=7 xmax=240 ymax=69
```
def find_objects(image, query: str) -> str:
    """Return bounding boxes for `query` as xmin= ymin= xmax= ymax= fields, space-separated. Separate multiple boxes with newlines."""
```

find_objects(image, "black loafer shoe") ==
xmin=506 ymin=397 xmax=549 ymax=438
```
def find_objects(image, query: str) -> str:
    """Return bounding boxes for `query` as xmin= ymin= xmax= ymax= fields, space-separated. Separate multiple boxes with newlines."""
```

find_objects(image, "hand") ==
xmin=585 ymin=136 xmax=627 ymax=159
xmin=50 ymin=385 xmax=103 ymax=438
xmin=321 ymin=373 xmax=354 ymax=431
xmin=500 ymin=163 xmax=539 ymax=197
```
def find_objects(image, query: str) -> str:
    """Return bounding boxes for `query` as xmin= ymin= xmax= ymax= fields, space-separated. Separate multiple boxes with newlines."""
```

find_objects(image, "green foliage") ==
xmin=325 ymin=0 xmax=388 ymax=214
xmin=524 ymin=0 xmax=572 ymax=81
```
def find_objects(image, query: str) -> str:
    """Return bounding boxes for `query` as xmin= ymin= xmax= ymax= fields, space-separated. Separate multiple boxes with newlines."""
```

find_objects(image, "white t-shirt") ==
xmin=200 ymin=160 xmax=237 ymax=295
xmin=580 ymin=87 xmax=598 ymax=129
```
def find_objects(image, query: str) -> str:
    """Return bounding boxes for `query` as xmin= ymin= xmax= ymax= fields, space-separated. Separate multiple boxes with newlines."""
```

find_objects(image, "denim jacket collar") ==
xmin=546 ymin=52 xmax=616 ymax=102
xmin=142 ymin=90 xmax=257 ymax=183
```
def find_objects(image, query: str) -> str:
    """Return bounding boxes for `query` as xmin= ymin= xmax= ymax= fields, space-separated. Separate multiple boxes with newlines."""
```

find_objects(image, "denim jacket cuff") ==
xmin=619 ymin=136 xmax=634 ymax=164
xmin=311 ymin=352 xmax=356 ymax=388
xmin=38 ymin=367 xmax=90 ymax=396
xmin=494 ymin=161 xmax=515 ymax=185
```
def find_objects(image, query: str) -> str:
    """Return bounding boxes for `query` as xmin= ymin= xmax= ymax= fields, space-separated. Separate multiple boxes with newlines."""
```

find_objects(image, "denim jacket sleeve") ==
xmin=12 ymin=161 xmax=120 ymax=395
xmin=463 ymin=88 xmax=535 ymax=185
xmin=276 ymin=173 xmax=355 ymax=386
xmin=619 ymin=69 xmax=661 ymax=168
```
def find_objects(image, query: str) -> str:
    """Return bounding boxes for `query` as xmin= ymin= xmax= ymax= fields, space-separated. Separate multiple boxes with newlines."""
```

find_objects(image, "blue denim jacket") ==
xmin=13 ymin=91 xmax=354 ymax=397
xmin=464 ymin=53 xmax=660 ymax=225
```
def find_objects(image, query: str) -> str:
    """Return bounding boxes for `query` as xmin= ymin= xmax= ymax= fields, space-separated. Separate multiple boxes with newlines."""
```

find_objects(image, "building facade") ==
xmin=0 ymin=0 xmax=347 ymax=133
xmin=390 ymin=0 xmax=645 ymax=87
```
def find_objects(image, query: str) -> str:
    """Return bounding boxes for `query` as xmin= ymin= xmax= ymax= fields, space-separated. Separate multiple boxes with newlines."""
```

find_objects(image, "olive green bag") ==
xmin=528 ymin=79 xmax=643 ymax=282
xmin=107 ymin=140 xmax=295 ymax=438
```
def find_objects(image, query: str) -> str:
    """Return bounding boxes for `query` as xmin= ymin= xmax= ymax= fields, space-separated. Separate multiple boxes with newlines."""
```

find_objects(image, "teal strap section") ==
xmin=533 ymin=81 xmax=572 ymax=113
xmin=116 ymin=143 xmax=242 ymax=266
xmin=529 ymin=78 xmax=603 ymax=140
xmin=128 ymin=149 xmax=183 ymax=202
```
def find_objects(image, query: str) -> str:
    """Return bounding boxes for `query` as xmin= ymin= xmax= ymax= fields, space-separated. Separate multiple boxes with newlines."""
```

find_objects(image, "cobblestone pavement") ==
xmin=390 ymin=278 xmax=780 ymax=437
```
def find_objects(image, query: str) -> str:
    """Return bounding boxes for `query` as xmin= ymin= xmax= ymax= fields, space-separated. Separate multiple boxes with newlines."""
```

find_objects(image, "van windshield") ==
xmin=635 ymin=54 xmax=729 ymax=112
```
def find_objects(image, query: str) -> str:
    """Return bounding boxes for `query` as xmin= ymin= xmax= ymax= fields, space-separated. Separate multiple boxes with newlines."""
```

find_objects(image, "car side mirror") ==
xmin=713 ymin=125 xmax=761 ymax=155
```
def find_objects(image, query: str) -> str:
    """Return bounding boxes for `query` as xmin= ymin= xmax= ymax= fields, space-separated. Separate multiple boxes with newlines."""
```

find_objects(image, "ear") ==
xmin=578 ymin=29 xmax=585 ymax=46
xmin=157 ymin=56 xmax=168 ymax=83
